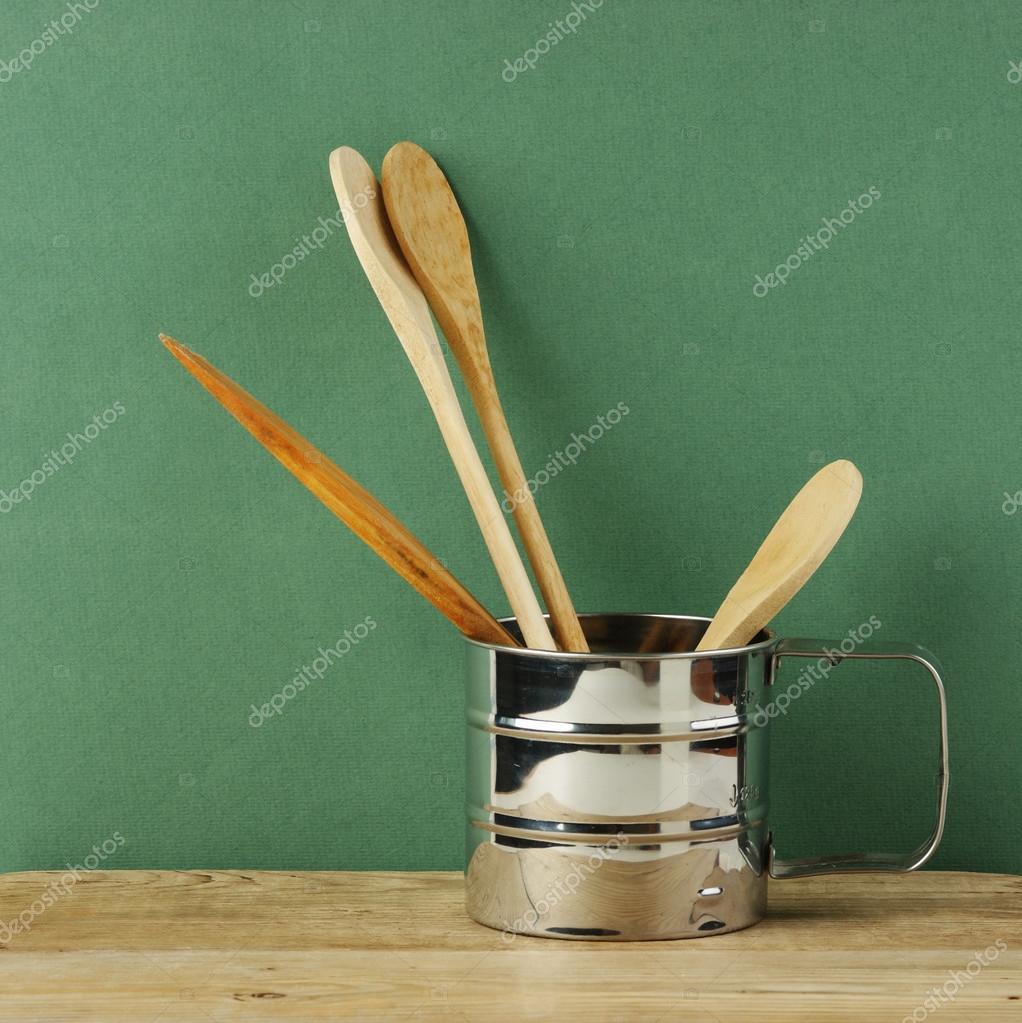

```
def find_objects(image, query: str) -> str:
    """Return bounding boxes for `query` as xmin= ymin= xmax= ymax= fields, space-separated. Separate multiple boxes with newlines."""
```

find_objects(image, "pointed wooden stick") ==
xmin=160 ymin=334 xmax=519 ymax=647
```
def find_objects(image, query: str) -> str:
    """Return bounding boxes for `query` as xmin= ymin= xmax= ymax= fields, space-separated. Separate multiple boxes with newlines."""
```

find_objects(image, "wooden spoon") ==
xmin=329 ymin=146 xmax=556 ymax=651
xmin=161 ymin=334 xmax=519 ymax=648
xmin=380 ymin=141 xmax=589 ymax=652
xmin=696 ymin=460 xmax=863 ymax=651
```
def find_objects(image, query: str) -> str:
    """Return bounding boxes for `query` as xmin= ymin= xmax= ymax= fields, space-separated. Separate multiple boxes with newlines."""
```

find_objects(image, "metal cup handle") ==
xmin=766 ymin=638 xmax=950 ymax=879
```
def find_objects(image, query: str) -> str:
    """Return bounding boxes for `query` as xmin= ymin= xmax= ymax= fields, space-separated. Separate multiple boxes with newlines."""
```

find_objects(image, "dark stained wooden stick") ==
xmin=161 ymin=334 xmax=519 ymax=647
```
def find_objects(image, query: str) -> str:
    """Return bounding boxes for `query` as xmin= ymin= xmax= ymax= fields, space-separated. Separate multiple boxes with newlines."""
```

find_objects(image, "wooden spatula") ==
xmin=161 ymin=334 xmax=519 ymax=648
xmin=329 ymin=146 xmax=556 ymax=650
xmin=696 ymin=460 xmax=863 ymax=651
xmin=380 ymin=141 xmax=588 ymax=652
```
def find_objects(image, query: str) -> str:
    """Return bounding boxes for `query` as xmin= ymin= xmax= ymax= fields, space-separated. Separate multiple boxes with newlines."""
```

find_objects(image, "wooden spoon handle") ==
xmin=468 ymin=375 xmax=589 ymax=651
xmin=329 ymin=147 xmax=556 ymax=650
xmin=161 ymin=334 xmax=520 ymax=648
xmin=696 ymin=460 xmax=863 ymax=651
xmin=410 ymin=348 xmax=559 ymax=650
xmin=379 ymin=141 xmax=588 ymax=652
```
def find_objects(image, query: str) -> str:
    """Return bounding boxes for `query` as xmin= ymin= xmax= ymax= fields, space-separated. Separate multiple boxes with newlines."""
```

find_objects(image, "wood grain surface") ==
xmin=0 ymin=870 xmax=1018 ymax=1021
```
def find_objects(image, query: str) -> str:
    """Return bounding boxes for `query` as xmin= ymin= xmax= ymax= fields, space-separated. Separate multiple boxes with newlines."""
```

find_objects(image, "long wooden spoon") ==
xmin=380 ymin=141 xmax=589 ymax=653
xmin=161 ymin=334 xmax=519 ymax=648
xmin=329 ymin=146 xmax=556 ymax=651
xmin=696 ymin=460 xmax=863 ymax=651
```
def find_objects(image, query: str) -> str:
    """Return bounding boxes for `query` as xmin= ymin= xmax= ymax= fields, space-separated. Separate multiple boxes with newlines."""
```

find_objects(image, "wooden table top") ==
xmin=0 ymin=869 xmax=1018 ymax=1021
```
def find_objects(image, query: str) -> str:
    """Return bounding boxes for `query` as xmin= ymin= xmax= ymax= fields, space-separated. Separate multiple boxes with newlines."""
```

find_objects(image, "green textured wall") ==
xmin=2 ymin=0 xmax=1019 ymax=875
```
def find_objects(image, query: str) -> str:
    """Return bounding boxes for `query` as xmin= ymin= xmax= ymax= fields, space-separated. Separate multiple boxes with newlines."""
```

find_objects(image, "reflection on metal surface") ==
xmin=465 ymin=614 xmax=768 ymax=940
xmin=463 ymin=613 xmax=949 ymax=941
xmin=465 ymin=841 xmax=764 ymax=941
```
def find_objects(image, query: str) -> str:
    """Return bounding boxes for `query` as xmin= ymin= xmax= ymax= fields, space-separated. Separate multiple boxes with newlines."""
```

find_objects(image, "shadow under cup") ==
xmin=464 ymin=613 xmax=948 ymax=941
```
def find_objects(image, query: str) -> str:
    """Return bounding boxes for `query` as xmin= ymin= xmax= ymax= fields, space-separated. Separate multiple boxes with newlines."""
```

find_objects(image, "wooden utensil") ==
xmin=696 ymin=460 xmax=863 ymax=651
xmin=380 ymin=141 xmax=589 ymax=653
xmin=328 ymin=146 xmax=556 ymax=651
xmin=160 ymin=334 xmax=519 ymax=648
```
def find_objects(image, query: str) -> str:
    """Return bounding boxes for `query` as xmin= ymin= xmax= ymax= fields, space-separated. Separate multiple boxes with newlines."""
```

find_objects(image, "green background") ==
xmin=2 ymin=0 xmax=1019 ymax=875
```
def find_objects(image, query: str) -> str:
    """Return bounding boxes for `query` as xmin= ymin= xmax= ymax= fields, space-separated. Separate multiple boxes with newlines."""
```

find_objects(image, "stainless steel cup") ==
xmin=464 ymin=613 xmax=948 ymax=940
